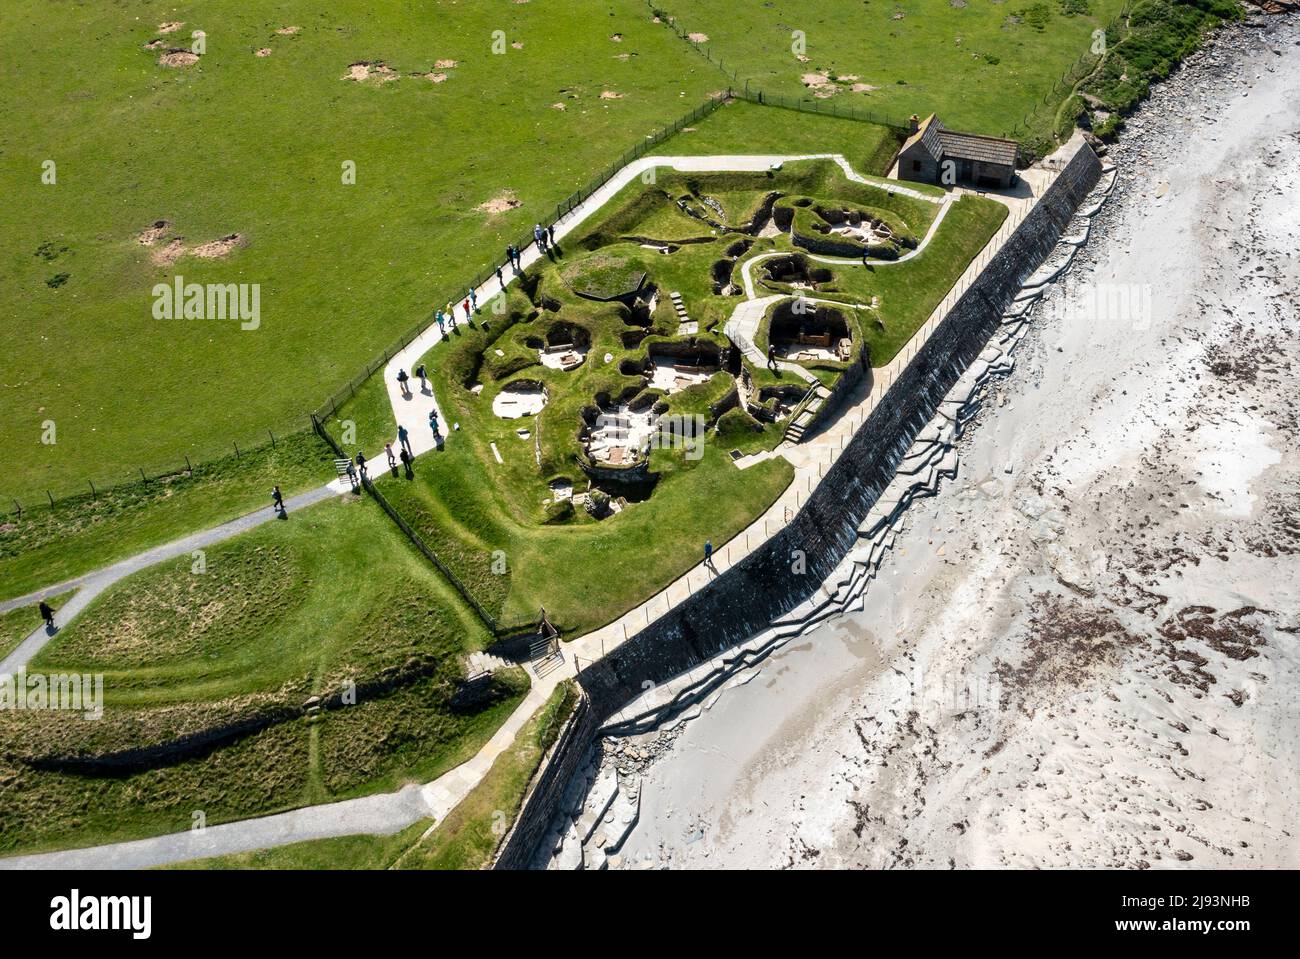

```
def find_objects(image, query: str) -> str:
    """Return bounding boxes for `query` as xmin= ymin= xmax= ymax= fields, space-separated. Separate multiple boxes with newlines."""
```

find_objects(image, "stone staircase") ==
xmin=782 ymin=381 xmax=832 ymax=443
xmin=465 ymin=649 xmax=514 ymax=681
xmin=669 ymin=291 xmax=697 ymax=335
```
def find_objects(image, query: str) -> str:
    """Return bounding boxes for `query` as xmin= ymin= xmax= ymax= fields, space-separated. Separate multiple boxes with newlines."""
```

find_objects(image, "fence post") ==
xmin=139 ymin=468 xmax=148 ymax=483
xmin=89 ymin=480 xmax=97 ymax=500
xmin=268 ymin=430 xmax=276 ymax=448
xmin=46 ymin=490 xmax=55 ymax=507
xmin=185 ymin=455 xmax=192 ymax=473
xmin=233 ymin=442 xmax=240 ymax=459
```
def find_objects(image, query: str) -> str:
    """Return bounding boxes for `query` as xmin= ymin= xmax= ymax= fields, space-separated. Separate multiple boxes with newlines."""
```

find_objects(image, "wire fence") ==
xmin=1005 ymin=0 xmax=1135 ymax=140
xmin=6 ymin=420 xmax=314 ymax=519
xmin=648 ymin=1 xmax=913 ymax=131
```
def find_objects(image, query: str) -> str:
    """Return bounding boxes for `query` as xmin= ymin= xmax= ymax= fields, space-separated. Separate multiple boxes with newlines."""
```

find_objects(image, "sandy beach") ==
xmin=555 ymin=12 xmax=1300 ymax=870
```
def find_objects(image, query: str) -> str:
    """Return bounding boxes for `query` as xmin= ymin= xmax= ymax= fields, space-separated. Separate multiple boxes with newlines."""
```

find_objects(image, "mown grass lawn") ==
xmin=172 ymin=681 xmax=577 ymax=870
xmin=0 ymin=495 xmax=528 ymax=857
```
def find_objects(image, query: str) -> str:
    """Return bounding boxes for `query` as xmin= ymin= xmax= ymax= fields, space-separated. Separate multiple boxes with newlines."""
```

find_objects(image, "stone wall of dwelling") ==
xmin=898 ymin=141 xmax=941 ymax=184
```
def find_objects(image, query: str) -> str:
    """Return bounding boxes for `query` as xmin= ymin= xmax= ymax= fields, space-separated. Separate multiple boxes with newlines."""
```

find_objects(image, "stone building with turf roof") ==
xmin=892 ymin=114 xmax=1018 ymax=190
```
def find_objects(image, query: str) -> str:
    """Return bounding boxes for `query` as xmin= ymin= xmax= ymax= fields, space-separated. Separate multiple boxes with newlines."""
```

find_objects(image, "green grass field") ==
xmin=0 ymin=0 xmax=729 ymax=502
xmin=654 ymin=0 xmax=1129 ymax=140
xmin=0 ymin=496 xmax=528 ymax=856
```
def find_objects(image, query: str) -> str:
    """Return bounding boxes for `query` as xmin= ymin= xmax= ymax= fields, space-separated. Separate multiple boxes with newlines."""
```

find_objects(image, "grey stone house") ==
xmin=893 ymin=114 xmax=1018 ymax=189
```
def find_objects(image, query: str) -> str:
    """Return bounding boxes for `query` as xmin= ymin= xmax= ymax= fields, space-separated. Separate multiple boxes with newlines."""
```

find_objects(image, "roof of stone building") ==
xmin=900 ymin=114 xmax=1018 ymax=168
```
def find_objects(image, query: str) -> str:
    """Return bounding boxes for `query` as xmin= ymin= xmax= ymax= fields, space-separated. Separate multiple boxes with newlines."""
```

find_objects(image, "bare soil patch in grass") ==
xmin=151 ymin=238 xmax=185 ymax=267
xmin=344 ymin=61 xmax=397 ymax=83
xmin=159 ymin=50 xmax=199 ymax=68
xmin=191 ymin=234 xmax=246 ymax=259
xmin=136 ymin=220 xmax=170 ymax=246
xmin=476 ymin=192 xmax=522 ymax=215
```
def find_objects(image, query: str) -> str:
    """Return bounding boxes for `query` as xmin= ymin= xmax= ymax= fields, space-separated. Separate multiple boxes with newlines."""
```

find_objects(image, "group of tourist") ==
xmin=504 ymin=221 xmax=558 ymax=272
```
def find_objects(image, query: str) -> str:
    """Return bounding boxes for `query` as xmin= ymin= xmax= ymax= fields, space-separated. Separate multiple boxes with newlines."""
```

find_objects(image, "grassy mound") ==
xmin=560 ymin=251 xmax=650 ymax=300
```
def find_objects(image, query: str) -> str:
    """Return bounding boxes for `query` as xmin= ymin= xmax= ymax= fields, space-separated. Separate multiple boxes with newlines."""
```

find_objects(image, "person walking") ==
xmin=446 ymin=302 xmax=457 ymax=330
xmin=415 ymin=364 xmax=428 ymax=392
xmin=505 ymin=244 xmax=518 ymax=270
xmin=495 ymin=265 xmax=504 ymax=287
xmin=547 ymin=224 xmax=556 ymax=248
xmin=534 ymin=223 xmax=547 ymax=253
xmin=468 ymin=287 xmax=477 ymax=312
xmin=428 ymin=408 xmax=440 ymax=436
xmin=385 ymin=442 xmax=397 ymax=469
xmin=461 ymin=297 xmax=471 ymax=322
xmin=767 ymin=343 xmax=779 ymax=372
xmin=38 ymin=600 xmax=55 ymax=631
xmin=396 ymin=368 xmax=411 ymax=398
xmin=356 ymin=451 xmax=368 ymax=480
xmin=272 ymin=484 xmax=285 ymax=516
xmin=345 ymin=459 xmax=359 ymax=493
xmin=435 ymin=309 xmax=445 ymax=334
xmin=704 ymin=540 xmax=716 ymax=571
xmin=397 ymin=424 xmax=412 ymax=456
xmin=399 ymin=446 xmax=412 ymax=475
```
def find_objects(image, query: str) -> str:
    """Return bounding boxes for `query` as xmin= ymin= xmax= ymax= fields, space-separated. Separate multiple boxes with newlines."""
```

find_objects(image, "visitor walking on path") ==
xmin=38 ymin=600 xmax=55 ymax=631
xmin=428 ymin=408 xmax=440 ymax=437
xmin=446 ymin=302 xmax=457 ymax=331
xmin=397 ymin=368 xmax=411 ymax=398
xmin=385 ymin=442 xmax=397 ymax=469
xmin=767 ymin=344 xmax=778 ymax=372
xmin=461 ymin=298 xmax=471 ymax=322
xmin=704 ymin=539 xmax=716 ymax=572
xmin=356 ymin=451 xmax=368 ymax=480
xmin=435 ymin=310 xmax=445 ymax=334
xmin=399 ymin=447 xmax=412 ymax=477
xmin=272 ymin=484 xmax=286 ymax=517
xmin=495 ymin=265 xmax=504 ymax=287
xmin=468 ymin=288 xmax=477 ymax=312
xmin=547 ymin=224 xmax=556 ymax=249
xmin=346 ymin=460 xmax=359 ymax=493
xmin=415 ymin=364 xmax=428 ymax=393
xmin=534 ymin=223 xmax=547 ymax=253
xmin=398 ymin=424 xmax=412 ymax=456
xmin=506 ymin=244 xmax=520 ymax=271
